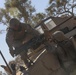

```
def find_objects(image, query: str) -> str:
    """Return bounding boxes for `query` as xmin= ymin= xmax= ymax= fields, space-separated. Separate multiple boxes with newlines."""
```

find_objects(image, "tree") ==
xmin=46 ymin=0 xmax=76 ymax=17
xmin=32 ymin=13 xmax=46 ymax=27
xmin=0 ymin=0 xmax=46 ymax=27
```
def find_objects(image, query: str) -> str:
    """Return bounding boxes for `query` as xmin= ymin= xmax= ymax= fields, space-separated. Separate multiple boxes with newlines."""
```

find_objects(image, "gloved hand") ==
xmin=9 ymin=48 xmax=15 ymax=57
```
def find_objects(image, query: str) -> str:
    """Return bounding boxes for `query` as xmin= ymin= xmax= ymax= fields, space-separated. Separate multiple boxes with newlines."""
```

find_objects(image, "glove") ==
xmin=9 ymin=48 xmax=15 ymax=57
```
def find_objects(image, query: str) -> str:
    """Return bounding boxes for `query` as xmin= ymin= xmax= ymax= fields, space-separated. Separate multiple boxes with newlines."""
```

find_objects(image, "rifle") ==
xmin=0 ymin=50 xmax=12 ymax=74
xmin=14 ymin=34 xmax=45 ymax=56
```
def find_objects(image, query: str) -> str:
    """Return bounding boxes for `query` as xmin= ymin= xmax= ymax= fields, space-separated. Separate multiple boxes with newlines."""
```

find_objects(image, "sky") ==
xmin=0 ymin=0 xmax=49 ymax=72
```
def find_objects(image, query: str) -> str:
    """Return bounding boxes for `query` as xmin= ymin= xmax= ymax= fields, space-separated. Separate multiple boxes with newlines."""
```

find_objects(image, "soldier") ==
xmin=52 ymin=31 xmax=76 ymax=73
xmin=6 ymin=18 xmax=40 ymax=68
xmin=52 ymin=31 xmax=76 ymax=61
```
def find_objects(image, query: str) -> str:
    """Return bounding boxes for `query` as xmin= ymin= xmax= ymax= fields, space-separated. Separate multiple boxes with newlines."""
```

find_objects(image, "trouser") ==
xmin=20 ymin=51 xmax=33 ymax=68
xmin=20 ymin=51 xmax=29 ymax=65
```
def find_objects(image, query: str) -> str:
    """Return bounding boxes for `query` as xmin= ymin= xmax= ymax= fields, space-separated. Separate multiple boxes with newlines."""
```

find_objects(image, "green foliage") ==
xmin=32 ymin=13 xmax=46 ymax=27
xmin=46 ymin=0 xmax=76 ymax=17
xmin=0 ymin=0 xmax=46 ymax=28
xmin=0 ymin=0 xmax=76 ymax=27
xmin=9 ymin=7 xmax=20 ymax=17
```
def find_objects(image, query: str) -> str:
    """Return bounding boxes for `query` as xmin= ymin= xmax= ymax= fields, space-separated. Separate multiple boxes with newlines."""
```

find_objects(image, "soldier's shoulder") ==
xmin=21 ymin=23 xmax=32 ymax=29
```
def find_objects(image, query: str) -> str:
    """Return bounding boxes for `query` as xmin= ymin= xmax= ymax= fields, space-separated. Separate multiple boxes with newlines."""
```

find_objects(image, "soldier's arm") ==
xmin=6 ymin=29 xmax=15 ymax=56
xmin=23 ymin=24 xmax=40 ymax=36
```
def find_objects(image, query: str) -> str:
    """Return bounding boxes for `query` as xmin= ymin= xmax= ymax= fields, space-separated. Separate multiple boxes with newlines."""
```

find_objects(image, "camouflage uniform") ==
xmin=6 ymin=20 xmax=40 ymax=67
xmin=52 ymin=31 xmax=76 ymax=73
